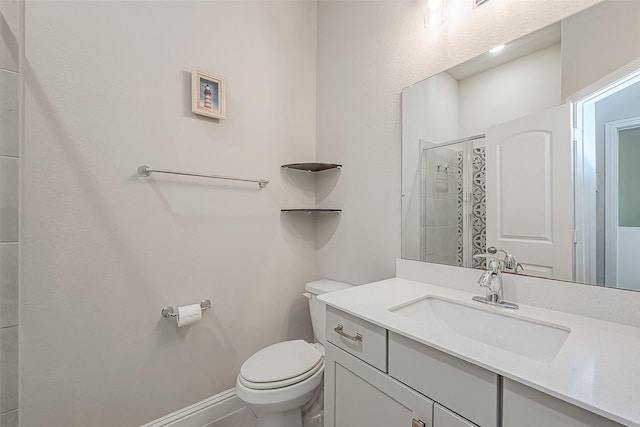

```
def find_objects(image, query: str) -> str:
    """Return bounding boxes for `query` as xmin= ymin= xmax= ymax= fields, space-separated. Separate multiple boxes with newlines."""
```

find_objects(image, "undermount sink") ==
xmin=389 ymin=296 xmax=570 ymax=362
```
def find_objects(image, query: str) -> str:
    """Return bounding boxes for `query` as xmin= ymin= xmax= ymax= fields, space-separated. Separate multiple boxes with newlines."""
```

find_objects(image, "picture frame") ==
xmin=191 ymin=69 xmax=226 ymax=120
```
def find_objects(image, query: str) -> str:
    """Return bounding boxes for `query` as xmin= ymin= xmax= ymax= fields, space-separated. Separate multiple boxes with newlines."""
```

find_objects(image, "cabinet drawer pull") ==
xmin=334 ymin=324 xmax=363 ymax=342
xmin=412 ymin=419 xmax=425 ymax=427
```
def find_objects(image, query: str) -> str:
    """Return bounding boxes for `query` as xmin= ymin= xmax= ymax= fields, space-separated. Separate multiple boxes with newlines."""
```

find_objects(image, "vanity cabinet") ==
xmin=325 ymin=343 xmax=434 ymax=427
xmin=325 ymin=307 xmax=483 ymax=427
xmin=502 ymin=378 xmax=624 ymax=427
xmin=324 ymin=307 xmax=625 ymax=427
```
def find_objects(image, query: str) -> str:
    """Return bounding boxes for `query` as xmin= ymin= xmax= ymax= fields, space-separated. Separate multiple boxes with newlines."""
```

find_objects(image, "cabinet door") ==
xmin=388 ymin=332 xmax=498 ymax=427
xmin=503 ymin=378 xmax=624 ymax=427
xmin=434 ymin=404 xmax=478 ymax=427
xmin=325 ymin=343 xmax=433 ymax=427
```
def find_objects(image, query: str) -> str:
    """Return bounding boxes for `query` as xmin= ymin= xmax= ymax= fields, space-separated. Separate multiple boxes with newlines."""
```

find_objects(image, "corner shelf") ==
xmin=281 ymin=209 xmax=341 ymax=214
xmin=281 ymin=163 xmax=342 ymax=172
xmin=281 ymin=162 xmax=342 ymax=214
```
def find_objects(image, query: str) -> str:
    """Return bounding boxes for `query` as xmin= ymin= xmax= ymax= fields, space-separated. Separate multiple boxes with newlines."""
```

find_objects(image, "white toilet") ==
xmin=235 ymin=279 xmax=352 ymax=427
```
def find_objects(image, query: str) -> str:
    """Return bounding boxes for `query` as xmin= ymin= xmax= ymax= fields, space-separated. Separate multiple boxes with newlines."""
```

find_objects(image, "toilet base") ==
xmin=253 ymin=407 xmax=302 ymax=427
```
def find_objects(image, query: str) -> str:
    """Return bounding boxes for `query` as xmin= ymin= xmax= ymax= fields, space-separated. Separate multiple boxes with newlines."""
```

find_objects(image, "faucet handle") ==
xmin=500 ymin=252 xmax=524 ymax=273
xmin=514 ymin=262 xmax=524 ymax=273
xmin=473 ymin=254 xmax=502 ymax=274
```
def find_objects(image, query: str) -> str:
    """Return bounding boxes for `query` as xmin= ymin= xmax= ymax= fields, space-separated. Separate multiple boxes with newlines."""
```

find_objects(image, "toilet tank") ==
xmin=304 ymin=280 xmax=353 ymax=346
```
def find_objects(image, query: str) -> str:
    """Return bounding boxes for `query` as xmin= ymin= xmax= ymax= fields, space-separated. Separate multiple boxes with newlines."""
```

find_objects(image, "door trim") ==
xmin=604 ymin=117 xmax=640 ymax=287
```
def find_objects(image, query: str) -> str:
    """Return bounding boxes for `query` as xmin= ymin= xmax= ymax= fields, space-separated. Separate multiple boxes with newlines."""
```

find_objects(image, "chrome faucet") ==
xmin=487 ymin=246 xmax=524 ymax=273
xmin=472 ymin=254 xmax=519 ymax=309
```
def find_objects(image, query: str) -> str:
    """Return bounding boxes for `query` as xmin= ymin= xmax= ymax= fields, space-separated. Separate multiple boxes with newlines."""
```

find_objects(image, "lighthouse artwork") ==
xmin=203 ymin=84 xmax=213 ymax=110
xmin=191 ymin=69 xmax=226 ymax=119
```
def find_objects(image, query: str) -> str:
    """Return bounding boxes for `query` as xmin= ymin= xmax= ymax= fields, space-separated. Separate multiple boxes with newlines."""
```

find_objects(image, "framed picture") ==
xmin=191 ymin=69 xmax=226 ymax=120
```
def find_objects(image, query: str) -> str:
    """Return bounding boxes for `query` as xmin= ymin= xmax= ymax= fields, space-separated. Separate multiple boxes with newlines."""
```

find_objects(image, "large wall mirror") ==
xmin=401 ymin=0 xmax=640 ymax=292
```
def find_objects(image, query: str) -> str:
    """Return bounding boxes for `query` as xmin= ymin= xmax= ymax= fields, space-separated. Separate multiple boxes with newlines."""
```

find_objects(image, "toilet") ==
xmin=235 ymin=279 xmax=353 ymax=427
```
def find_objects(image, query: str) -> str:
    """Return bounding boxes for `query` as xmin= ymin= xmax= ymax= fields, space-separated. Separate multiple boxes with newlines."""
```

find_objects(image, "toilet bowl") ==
xmin=235 ymin=280 xmax=352 ymax=427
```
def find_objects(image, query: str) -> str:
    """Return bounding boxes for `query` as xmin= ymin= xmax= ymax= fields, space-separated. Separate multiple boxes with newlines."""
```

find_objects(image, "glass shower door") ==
xmin=421 ymin=136 xmax=486 ymax=268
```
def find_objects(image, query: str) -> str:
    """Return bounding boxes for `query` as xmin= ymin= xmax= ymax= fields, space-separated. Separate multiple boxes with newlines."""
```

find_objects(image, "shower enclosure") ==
xmin=420 ymin=136 xmax=486 ymax=269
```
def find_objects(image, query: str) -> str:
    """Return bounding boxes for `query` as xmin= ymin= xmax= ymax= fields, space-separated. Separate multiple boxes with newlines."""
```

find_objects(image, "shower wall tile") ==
xmin=434 ymin=225 xmax=457 ymax=257
xmin=433 ymin=198 xmax=449 ymax=226
xmin=0 ymin=0 xmax=21 ymax=72
xmin=445 ymin=226 xmax=458 ymax=257
xmin=424 ymin=226 xmax=435 ymax=256
xmin=434 ymin=177 xmax=450 ymax=199
xmin=0 ymin=243 xmax=17 ymax=328
xmin=425 ymin=253 xmax=441 ymax=264
xmin=447 ymin=175 xmax=458 ymax=200
xmin=0 ymin=71 xmax=18 ymax=157
xmin=0 ymin=157 xmax=18 ymax=242
xmin=0 ymin=4 xmax=18 ymax=72
xmin=0 ymin=326 xmax=18 ymax=413
xmin=425 ymin=151 xmax=438 ymax=172
xmin=0 ymin=409 xmax=17 ymax=427
xmin=0 ymin=0 xmax=18 ymax=421
xmin=450 ymin=200 xmax=459 ymax=225
xmin=442 ymin=255 xmax=458 ymax=266
xmin=422 ymin=170 xmax=435 ymax=198
xmin=424 ymin=199 xmax=435 ymax=226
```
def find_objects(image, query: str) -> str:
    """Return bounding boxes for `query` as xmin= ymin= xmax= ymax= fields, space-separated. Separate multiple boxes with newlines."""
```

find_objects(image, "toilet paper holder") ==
xmin=161 ymin=299 xmax=212 ymax=318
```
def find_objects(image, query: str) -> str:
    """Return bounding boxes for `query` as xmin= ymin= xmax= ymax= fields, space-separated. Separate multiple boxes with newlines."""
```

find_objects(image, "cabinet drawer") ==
xmin=326 ymin=306 xmax=387 ymax=372
xmin=388 ymin=332 xmax=498 ymax=427
xmin=434 ymin=404 xmax=478 ymax=427
xmin=502 ymin=378 xmax=624 ymax=427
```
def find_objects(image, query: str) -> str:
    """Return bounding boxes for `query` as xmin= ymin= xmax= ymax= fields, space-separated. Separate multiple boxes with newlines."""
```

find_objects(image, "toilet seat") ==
xmin=238 ymin=340 xmax=323 ymax=390
xmin=239 ymin=359 xmax=324 ymax=390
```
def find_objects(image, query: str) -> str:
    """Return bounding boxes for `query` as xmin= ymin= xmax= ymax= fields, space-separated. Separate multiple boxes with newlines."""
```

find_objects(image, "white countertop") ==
xmin=318 ymin=278 xmax=640 ymax=427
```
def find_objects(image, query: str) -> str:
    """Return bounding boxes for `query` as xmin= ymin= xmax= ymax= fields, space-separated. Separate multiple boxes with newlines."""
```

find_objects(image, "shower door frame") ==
xmin=419 ymin=134 xmax=485 ymax=267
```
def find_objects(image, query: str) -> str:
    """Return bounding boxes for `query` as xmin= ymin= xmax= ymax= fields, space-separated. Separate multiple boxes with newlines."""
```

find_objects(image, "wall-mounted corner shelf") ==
xmin=281 ymin=209 xmax=341 ymax=214
xmin=281 ymin=163 xmax=342 ymax=172
xmin=282 ymin=163 xmax=342 ymax=214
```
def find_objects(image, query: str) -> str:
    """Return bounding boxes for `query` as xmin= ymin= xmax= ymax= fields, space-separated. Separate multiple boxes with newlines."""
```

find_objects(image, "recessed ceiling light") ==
xmin=489 ymin=44 xmax=505 ymax=53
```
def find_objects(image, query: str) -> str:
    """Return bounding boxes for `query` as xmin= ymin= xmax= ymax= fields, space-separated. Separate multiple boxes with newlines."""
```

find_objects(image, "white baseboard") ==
xmin=140 ymin=388 xmax=245 ymax=427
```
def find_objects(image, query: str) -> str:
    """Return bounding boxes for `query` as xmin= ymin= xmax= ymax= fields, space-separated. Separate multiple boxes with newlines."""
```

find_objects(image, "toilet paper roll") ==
xmin=176 ymin=304 xmax=202 ymax=327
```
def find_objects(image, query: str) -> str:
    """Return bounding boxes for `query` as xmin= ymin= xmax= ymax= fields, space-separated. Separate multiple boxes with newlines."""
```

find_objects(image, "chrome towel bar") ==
xmin=137 ymin=165 xmax=269 ymax=188
xmin=161 ymin=299 xmax=212 ymax=318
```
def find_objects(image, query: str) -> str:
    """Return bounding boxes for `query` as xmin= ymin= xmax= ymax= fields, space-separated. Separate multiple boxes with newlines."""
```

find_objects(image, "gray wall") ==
xmin=22 ymin=1 xmax=317 ymax=426
xmin=0 ymin=0 xmax=20 ymax=425
xmin=21 ymin=0 xmax=640 ymax=425
xmin=561 ymin=0 xmax=640 ymax=99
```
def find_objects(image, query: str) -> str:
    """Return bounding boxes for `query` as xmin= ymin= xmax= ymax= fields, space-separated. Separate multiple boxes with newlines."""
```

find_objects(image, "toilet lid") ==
xmin=240 ymin=340 xmax=322 ymax=384
xmin=239 ymin=359 xmax=324 ymax=390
